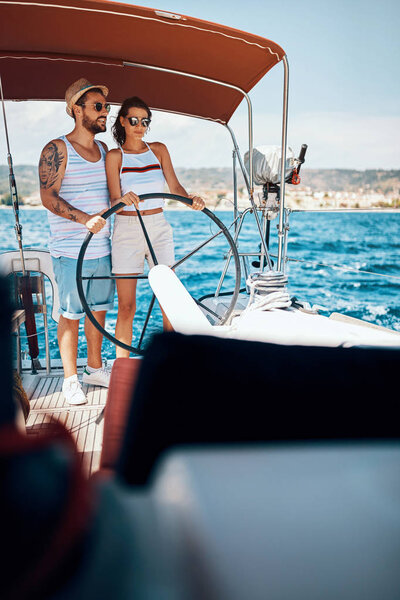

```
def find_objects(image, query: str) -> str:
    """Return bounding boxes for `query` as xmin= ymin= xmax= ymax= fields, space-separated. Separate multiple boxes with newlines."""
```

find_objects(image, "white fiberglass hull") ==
xmin=149 ymin=265 xmax=400 ymax=349
xmin=228 ymin=307 xmax=400 ymax=348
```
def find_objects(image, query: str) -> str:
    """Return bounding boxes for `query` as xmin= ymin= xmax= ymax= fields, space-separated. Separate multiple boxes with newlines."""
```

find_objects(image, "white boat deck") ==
xmin=23 ymin=369 xmax=108 ymax=476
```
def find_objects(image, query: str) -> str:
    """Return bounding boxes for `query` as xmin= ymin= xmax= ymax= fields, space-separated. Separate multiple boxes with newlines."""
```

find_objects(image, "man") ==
xmin=39 ymin=78 xmax=136 ymax=405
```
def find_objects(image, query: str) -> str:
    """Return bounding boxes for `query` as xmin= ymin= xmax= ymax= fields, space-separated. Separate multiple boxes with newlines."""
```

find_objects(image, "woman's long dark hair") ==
xmin=112 ymin=96 xmax=152 ymax=146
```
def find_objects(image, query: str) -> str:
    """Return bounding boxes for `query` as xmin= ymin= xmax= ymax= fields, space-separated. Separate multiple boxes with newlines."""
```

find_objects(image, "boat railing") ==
xmin=209 ymin=199 xmax=400 ymax=306
xmin=274 ymin=206 xmax=400 ymax=288
xmin=0 ymin=249 xmax=60 ymax=375
xmin=12 ymin=270 xmax=54 ymax=375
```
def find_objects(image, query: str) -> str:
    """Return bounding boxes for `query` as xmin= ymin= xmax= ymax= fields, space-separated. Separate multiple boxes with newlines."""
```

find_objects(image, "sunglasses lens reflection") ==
xmin=128 ymin=117 xmax=151 ymax=127
xmin=94 ymin=102 xmax=110 ymax=112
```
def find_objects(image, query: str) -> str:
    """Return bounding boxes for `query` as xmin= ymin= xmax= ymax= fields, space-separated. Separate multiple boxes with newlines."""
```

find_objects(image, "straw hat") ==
xmin=65 ymin=78 xmax=109 ymax=117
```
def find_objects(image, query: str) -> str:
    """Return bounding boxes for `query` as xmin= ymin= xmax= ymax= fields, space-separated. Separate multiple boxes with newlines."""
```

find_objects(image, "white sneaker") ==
xmin=62 ymin=375 xmax=87 ymax=406
xmin=82 ymin=364 xmax=111 ymax=388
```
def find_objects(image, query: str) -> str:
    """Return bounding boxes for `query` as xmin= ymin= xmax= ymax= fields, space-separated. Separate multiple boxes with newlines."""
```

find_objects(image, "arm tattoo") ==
xmin=52 ymin=193 xmax=78 ymax=222
xmin=67 ymin=206 xmax=78 ymax=222
xmin=40 ymin=143 xmax=83 ymax=223
xmin=39 ymin=142 xmax=64 ymax=189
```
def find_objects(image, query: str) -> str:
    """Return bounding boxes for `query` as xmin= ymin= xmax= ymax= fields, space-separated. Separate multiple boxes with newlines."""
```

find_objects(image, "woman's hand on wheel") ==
xmin=121 ymin=191 xmax=140 ymax=208
xmin=189 ymin=194 xmax=205 ymax=210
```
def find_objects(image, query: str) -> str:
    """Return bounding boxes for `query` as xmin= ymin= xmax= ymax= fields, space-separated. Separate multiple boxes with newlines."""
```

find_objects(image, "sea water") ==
xmin=1 ymin=207 xmax=399 ymax=359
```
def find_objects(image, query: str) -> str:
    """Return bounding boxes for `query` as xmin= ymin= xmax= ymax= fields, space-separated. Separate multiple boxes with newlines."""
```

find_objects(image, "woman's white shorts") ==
xmin=111 ymin=212 xmax=175 ymax=274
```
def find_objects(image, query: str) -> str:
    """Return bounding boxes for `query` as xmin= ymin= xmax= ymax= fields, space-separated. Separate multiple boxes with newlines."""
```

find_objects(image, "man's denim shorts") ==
xmin=52 ymin=255 xmax=115 ymax=320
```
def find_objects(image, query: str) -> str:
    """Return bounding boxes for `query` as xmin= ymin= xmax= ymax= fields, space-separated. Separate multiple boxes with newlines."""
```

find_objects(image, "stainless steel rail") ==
xmin=224 ymin=123 xmax=250 ymax=193
xmin=123 ymin=60 xmax=255 ymax=192
xmin=277 ymin=55 xmax=289 ymax=272
xmin=123 ymin=59 xmax=283 ymax=277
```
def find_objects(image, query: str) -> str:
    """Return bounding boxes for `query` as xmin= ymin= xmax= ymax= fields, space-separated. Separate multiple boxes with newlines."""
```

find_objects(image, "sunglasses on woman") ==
xmin=128 ymin=116 xmax=151 ymax=128
xmin=80 ymin=102 xmax=111 ymax=112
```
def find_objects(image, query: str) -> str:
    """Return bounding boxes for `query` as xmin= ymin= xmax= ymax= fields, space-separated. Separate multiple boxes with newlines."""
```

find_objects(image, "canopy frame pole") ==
xmin=225 ymin=111 xmax=273 ymax=272
xmin=232 ymin=148 xmax=238 ymax=233
xmin=277 ymin=55 xmax=289 ymax=272
xmin=0 ymin=75 xmax=26 ymax=275
xmin=225 ymin=123 xmax=250 ymax=193
xmin=123 ymin=59 xmax=256 ymax=190
xmin=123 ymin=60 xmax=278 ymax=272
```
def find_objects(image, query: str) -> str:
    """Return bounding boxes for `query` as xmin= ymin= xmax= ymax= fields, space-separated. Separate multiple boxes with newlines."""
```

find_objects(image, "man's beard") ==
xmin=82 ymin=115 xmax=106 ymax=134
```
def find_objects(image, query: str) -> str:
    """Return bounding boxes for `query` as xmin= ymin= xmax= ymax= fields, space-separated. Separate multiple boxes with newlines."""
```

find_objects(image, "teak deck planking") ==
xmin=24 ymin=369 xmax=107 ymax=476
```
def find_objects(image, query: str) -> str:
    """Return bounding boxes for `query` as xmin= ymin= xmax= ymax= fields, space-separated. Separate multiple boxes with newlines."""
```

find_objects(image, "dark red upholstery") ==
xmin=116 ymin=332 xmax=400 ymax=486
xmin=100 ymin=358 xmax=141 ymax=473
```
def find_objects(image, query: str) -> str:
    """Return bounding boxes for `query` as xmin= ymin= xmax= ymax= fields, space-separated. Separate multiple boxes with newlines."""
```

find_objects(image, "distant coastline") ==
xmin=1 ymin=166 xmax=399 ymax=210
xmin=2 ymin=205 xmax=399 ymax=214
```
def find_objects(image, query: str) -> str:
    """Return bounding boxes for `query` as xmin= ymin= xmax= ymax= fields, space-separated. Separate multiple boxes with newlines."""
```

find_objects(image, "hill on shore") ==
xmin=0 ymin=165 xmax=38 ymax=202
xmin=174 ymin=168 xmax=400 ymax=196
xmin=1 ymin=165 xmax=399 ymax=204
xmin=295 ymin=169 xmax=400 ymax=195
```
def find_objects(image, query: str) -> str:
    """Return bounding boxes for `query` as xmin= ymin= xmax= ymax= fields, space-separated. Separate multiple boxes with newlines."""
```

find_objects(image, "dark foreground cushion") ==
xmin=100 ymin=358 xmax=141 ymax=473
xmin=116 ymin=332 xmax=399 ymax=486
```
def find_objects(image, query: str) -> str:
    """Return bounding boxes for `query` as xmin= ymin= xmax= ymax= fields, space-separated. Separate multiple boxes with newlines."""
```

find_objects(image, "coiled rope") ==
xmin=243 ymin=271 xmax=292 ymax=313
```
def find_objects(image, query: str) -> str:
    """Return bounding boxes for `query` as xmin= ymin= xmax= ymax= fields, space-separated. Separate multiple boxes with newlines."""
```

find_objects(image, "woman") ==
xmin=106 ymin=96 xmax=205 ymax=357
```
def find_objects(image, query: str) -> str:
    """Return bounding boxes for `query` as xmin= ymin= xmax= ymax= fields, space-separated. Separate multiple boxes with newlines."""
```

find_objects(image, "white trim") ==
xmin=1 ymin=1 xmax=282 ymax=59
xmin=0 ymin=54 xmax=122 ymax=67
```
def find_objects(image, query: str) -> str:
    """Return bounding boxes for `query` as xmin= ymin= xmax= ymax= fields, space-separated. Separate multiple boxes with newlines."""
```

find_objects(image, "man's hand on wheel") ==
xmin=84 ymin=212 xmax=107 ymax=234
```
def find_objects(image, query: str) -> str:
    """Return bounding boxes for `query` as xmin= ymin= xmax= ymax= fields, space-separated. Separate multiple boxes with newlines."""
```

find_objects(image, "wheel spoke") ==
xmin=138 ymin=294 xmax=156 ymax=349
xmin=76 ymin=193 xmax=241 ymax=352
xmin=172 ymin=228 xmax=224 ymax=269
xmin=195 ymin=299 xmax=222 ymax=321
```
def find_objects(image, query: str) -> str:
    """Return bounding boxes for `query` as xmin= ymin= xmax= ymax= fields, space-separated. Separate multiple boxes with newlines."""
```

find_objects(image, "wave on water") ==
xmin=1 ymin=208 xmax=399 ymax=358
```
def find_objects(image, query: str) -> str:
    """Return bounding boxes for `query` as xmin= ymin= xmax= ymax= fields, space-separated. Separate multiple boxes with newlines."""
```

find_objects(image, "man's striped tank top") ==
xmin=119 ymin=142 xmax=166 ymax=212
xmin=47 ymin=136 xmax=111 ymax=259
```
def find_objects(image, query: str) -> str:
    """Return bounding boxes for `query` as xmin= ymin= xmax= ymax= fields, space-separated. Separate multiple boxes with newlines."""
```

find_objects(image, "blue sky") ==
xmin=1 ymin=0 xmax=399 ymax=169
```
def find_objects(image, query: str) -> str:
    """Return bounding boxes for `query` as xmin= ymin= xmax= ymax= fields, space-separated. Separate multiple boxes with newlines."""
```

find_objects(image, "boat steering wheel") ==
xmin=76 ymin=193 xmax=241 ymax=355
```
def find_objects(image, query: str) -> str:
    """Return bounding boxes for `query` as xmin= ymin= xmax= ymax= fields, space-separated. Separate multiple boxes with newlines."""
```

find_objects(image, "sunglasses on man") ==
xmin=80 ymin=102 xmax=111 ymax=112
xmin=128 ymin=116 xmax=151 ymax=128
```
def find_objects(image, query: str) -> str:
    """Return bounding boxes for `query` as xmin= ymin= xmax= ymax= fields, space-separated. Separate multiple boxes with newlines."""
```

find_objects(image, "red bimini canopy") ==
xmin=0 ymin=0 xmax=285 ymax=123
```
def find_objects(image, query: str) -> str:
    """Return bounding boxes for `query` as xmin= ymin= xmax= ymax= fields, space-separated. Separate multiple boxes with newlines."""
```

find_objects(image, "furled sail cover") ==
xmin=244 ymin=146 xmax=295 ymax=184
xmin=0 ymin=0 xmax=285 ymax=123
